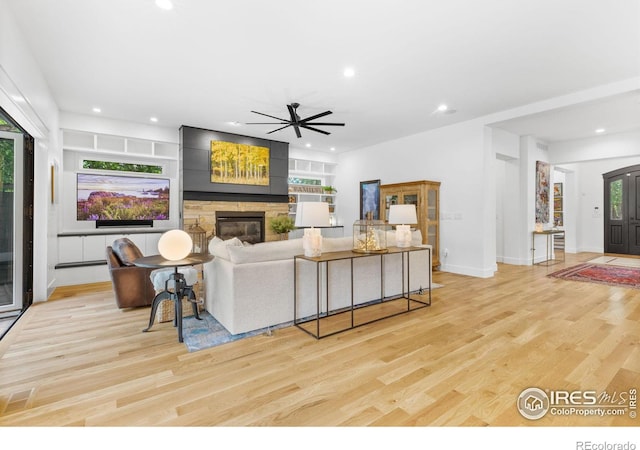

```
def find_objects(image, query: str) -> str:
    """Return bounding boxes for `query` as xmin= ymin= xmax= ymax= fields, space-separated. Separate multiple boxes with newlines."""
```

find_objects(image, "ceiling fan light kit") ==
xmin=247 ymin=103 xmax=345 ymax=138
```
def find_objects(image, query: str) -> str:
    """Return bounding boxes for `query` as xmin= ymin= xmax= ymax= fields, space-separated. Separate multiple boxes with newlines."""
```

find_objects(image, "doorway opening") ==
xmin=0 ymin=107 xmax=34 ymax=339
xmin=603 ymin=165 xmax=640 ymax=255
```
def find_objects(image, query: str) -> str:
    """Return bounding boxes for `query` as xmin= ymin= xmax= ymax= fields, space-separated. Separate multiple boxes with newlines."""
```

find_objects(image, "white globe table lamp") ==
xmin=158 ymin=229 xmax=193 ymax=261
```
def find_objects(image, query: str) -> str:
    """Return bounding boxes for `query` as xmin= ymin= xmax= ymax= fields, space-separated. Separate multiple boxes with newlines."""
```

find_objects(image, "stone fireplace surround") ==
xmin=183 ymin=200 xmax=289 ymax=243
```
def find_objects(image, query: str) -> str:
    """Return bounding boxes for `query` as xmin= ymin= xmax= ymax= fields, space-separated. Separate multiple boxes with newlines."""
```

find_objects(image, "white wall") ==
xmin=289 ymin=147 xmax=338 ymax=165
xmin=522 ymin=137 xmax=554 ymax=263
xmin=335 ymin=112 xmax=640 ymax=278
xmin=551 ymin=130 xmax=640 ymax=165
xmin=60 ymin=112 xmax=179 ymax=145
xmin=338 ymin=119 xmax=496 ymax=278
xmin=493 ymin=128 xmax=521 ymax=264
xmin=0 ymin=0 xmax=60 ymax=301
xmin=552 ymin=131 xmax=640 ymax=253
xmin=562 ymin=156 xmax=640 ymax=253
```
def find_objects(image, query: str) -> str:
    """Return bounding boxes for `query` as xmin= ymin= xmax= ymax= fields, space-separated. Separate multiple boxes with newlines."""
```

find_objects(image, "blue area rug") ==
xmin=181 ymin=311 xmax=292 ymax=352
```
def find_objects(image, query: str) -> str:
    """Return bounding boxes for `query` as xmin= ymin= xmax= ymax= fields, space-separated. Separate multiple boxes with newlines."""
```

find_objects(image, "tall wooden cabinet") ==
xmin=379 ymin=180 xmax=441 ymax=268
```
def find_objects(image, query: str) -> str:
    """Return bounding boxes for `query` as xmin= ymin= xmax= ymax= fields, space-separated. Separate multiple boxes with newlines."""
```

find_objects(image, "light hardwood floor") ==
xmin=0 ymin=252 xmax=638 ymax=426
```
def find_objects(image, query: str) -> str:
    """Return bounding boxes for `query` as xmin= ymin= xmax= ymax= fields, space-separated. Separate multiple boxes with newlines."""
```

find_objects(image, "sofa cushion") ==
xmin=208 ymin=236 xmax=243 ymax=260
xmin=323 ymin=230 xmax=423 ymax=252
xmin=111 ymin=238 xmax=143 ymax=266
xmin=322 ymin=236 xmax=353 ymax=253
xmin=227 ymin=238 xmax=304 ymax=264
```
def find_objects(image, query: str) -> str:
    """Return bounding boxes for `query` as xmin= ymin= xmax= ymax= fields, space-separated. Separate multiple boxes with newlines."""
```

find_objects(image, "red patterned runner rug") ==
xmin=547 ymin=263 xmax=640 ymax=289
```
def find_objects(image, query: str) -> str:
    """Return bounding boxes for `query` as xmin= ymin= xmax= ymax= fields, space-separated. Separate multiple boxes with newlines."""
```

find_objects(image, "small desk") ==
xmin=531 ymin=229 xmax=565 ymax=266
xmin=134 ymin=253 xmax=213 ymax=342
xmin=294 ymin=246 xmax=432 ymax=339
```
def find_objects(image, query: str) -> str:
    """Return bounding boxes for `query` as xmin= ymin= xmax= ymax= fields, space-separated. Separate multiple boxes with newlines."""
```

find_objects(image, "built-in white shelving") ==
xmin=288 ymin=158 xmax=337 ymax=223
xmin=62 ymin=129 xmax=178 ymax=160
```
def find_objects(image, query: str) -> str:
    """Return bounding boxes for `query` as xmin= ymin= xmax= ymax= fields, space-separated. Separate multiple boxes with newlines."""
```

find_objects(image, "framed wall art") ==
xmin=210 ymin=140 xmax=270 ymax=186
xmin=360 ymin=179 xmax=380 ymax=220
xmin=554 ymin=182 xmax=563 ymax=197
xmin=535 ymin=161 xmax=550 ymax=223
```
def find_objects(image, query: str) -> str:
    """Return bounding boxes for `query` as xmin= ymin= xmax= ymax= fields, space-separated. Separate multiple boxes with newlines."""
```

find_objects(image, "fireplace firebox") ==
xmin=215 ymin=211 xmax=265 ymax=244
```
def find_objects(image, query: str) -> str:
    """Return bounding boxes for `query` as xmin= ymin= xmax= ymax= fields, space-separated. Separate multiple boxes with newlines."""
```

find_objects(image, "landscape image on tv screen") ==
xmin=77 ymin=173 xmax=170 ymax=221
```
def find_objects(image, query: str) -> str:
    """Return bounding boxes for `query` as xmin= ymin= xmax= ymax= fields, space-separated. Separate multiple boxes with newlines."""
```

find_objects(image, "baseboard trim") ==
xmin=439 ymin=263 xmax=496 ymax=278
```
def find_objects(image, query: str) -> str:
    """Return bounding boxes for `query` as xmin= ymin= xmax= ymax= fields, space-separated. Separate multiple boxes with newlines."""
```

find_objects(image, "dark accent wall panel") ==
xmin=180 ymin=126 xmax=289 ymax=200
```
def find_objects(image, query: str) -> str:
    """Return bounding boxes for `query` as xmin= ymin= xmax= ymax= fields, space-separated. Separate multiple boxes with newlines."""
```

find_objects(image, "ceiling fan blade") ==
xmin=299 ymin=124 xmax=331 ymax=135
xmin=248 ymin=103 xmax=344 ymax=138
xmin=266 ymin=124 xmax=292 ymax=134
xmin=250 ymin=111 xmax=289 ymax=122
xmin=300 ymin=110 xmax=333 ymax=122
xmin=287 ymin=104 xmax=300 ymax=124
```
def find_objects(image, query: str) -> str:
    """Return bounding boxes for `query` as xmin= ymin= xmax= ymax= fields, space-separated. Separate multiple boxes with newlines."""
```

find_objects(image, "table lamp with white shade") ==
xmin=388 ymin=204 xmax=417 ymax=248
xmin=295 ymin=202 xmax=330 ymax=257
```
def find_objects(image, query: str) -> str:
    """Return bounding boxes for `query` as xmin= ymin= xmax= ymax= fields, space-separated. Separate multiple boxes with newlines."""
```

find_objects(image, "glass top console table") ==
xmin=294 ymin=246 xmax=432 ymax=339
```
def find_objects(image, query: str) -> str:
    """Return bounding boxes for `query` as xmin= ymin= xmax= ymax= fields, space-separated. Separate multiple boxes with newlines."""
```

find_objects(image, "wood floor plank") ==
xmin=0 ymin=252 xmax=639 ymax=427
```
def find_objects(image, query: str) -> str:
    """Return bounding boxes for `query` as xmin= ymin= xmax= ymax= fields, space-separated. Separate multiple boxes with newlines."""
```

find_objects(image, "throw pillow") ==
xmin=207 ymin=236 xmax=223 ymax=254
xmin=227 ymin=238 xmax=303 ymax=264
xmin=208 ymin=236 xmax=244 ymax=260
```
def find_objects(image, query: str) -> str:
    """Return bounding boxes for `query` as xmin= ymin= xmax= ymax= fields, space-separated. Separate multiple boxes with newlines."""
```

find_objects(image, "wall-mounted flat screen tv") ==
xmin=77 ymin=173 xmax=170 ymax=221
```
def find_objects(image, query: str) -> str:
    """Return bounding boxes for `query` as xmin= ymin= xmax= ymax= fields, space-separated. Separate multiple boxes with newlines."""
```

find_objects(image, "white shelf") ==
xmin=63 ymin=130 xmax=178 ymax=160
xmin=288 ymin=157 xmax=338 ymax=218
xmin=288 ymin=158 xmax=336 ymax=182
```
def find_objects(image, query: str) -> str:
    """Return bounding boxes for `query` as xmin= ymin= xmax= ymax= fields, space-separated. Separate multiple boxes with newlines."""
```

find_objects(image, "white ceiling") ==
xmin=5 ymin=0 xmax=640 ymax=152
xmin=489 ymin=90 xmax=640 ymax=143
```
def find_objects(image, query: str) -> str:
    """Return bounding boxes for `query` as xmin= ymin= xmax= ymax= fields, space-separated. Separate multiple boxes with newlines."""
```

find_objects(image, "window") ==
xmin=82 ymin=160 xmax=162 ymax=174
xmin=610 ymin=179 xmax=623 ymax=220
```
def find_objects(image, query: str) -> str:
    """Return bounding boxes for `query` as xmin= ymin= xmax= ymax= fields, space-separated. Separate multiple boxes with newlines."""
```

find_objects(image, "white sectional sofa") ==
xmin=203 ymin=231 xmax=431 ymax=335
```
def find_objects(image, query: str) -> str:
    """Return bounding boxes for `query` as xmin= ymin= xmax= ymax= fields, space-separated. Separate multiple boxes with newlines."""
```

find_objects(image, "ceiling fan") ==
xmin=247 ymin=102 xmax=345 ymax=138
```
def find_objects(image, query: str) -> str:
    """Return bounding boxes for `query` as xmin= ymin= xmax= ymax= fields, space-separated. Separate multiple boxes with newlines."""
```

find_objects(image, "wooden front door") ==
xmin=628 ymin=170 xmax=640 ymax=254
xmin=603 ymin=165 xmax=640 ymax=255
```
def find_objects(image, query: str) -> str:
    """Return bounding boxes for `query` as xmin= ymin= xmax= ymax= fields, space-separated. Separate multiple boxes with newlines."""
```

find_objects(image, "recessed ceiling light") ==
xmin=92 ymin=107 xmax=101 ymax=113
xmin=150 ymin=117 xmax=158 ymax=123
xmin=343 ymin=67 xmax=355 ymax=78
xmin=595 ymin=128 xmax=605 ymax=133
xmin=330 ymin=147 xmax=336 ymax=152
xmin=227 ymin=121 xmax=241 ymax=127
xmin=305 ymin=143 xmax=311 ymax=148
xmin=433 ymin=104 xmax=457 ymax=115
xmin=155 ymin=0 xmax=173 ymax=10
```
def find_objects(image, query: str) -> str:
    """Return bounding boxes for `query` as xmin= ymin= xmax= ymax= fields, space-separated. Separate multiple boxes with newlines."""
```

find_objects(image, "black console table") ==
xmin=294 ymin=246 xmax=432 ymax=339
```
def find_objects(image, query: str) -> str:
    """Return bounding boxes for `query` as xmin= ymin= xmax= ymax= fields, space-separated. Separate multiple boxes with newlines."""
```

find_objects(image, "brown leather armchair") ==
xmin=106 ymin=237 xmax=155 ymax=308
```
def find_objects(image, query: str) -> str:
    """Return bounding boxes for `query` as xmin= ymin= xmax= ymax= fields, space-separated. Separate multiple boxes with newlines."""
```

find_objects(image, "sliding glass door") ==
xmin=0 ymin=131 xmax=24 ymax=313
